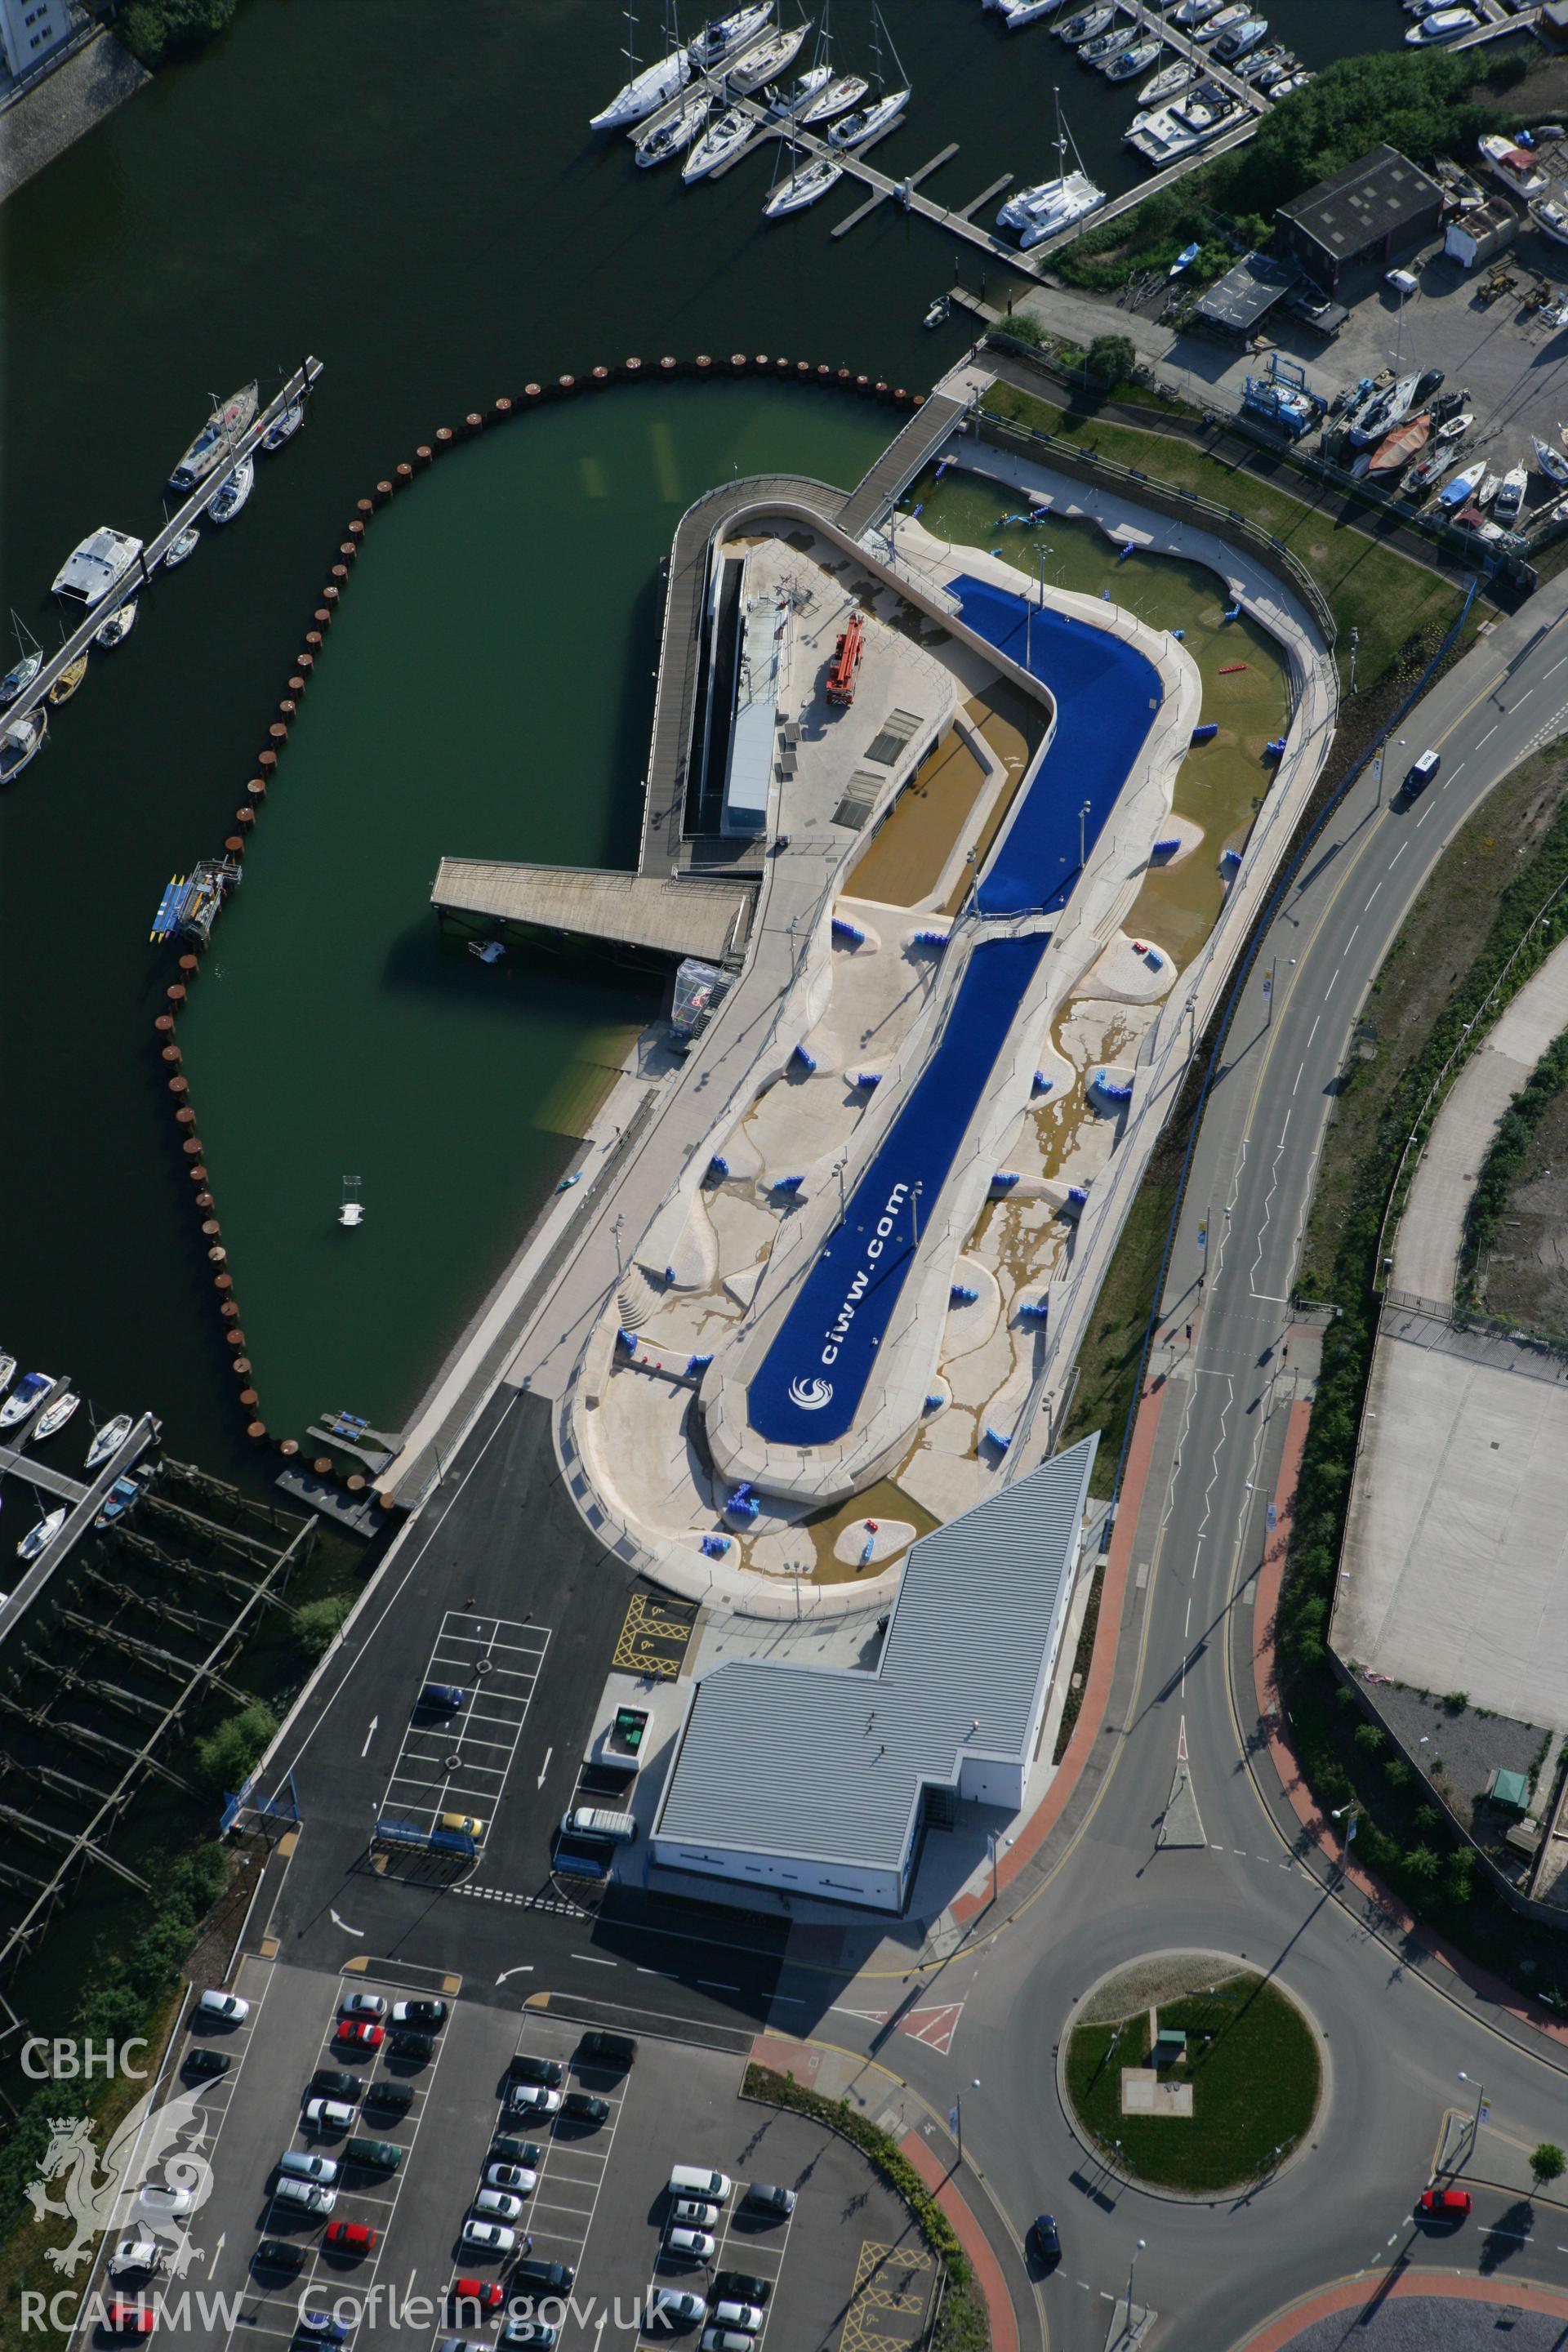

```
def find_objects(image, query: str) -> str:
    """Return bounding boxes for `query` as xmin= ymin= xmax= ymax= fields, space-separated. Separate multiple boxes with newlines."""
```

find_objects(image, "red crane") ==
xmin=826 ymin=612 xmax=864 ymax=707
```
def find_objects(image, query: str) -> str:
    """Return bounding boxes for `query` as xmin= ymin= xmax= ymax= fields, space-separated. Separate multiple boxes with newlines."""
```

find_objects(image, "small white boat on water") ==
xmin=0 ymin=1371 xmax=51 ymax=1431
xmin=263 ymin=399 xmax=306 ymax=452
xmin=590 ymin=2 xmax=692 ymax=128
xmin=17 ymin=1508 xmax=66 ymax=1563
xmin=32 ymin=1389 xmax=80 ymax=1442
xmin=683 ymin=103 xmax=752 ymax=177
xmin=208 ymin=458 xmax=254 ymax=523
xmin=169 ymin=384 xmax=257 ymax=493
xmin=0 ymin=708 xmax=47 ymax=783
xmin=998 ymin=0 xmax=1069 ymax=26
xmin=1138 ymin=59 xmax=1193 ymax=105
xmin=1080 ymin=20 xmax=1135 ymax=64
xmin=95 ymin=600 xmax=137 ymax=650
xmin=634 ymin=89 xmax=711 ymax=164
xmin=800 ymin=70 xmax=867 ymax=122
xmin=338 ymin=1176 xmax=366 ymax=1230
xmin=1171 ymin=0 xmax=1222 ymax=21
xmin=690 ymin=1 xmax=773 ymax=69
xmin=1057 ymin=4 xmax=1113 ymax=41
xmin=1104 ymin=38 xmax=1160 ymax=80
xmin=764 ymin=153 xmax=844 ymax=214
xmin=1405 ymin=6 xmax=1479 ymax=41
xmin=1191 ymin=2 xmax=1248 ymax=39
xmin=1 ymin=616 xmax=42 ymax=705
xmin=770 ymin=62 xmax=831 ymax=113
xmin=163 ymin=525 xmax=200 ymax=569
xmin=85 ymin=1412 xmax=135 ymax=1469
xmin=0 ymin=1352 xmax=14 ymax=1396
xmin=727 ymin=20 xmax=807 ymax=91
xmin=826 ymin=87 xmax=908 ymax=147
xmin=1535 ymin=434 xmax=1568 ymax=485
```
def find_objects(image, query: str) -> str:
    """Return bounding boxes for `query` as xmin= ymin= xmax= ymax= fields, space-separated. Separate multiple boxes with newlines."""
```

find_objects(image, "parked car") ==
xmin=108 ymin=2241 xmax=163 ymax=2281
xmin=194 ymin=1989 xmax=249 ymax=2025
xmin=501 ymin=2324 xmax=558 ymax=2349
xmin=391 ymin=2029 xmax=434 ymax=2063
xmin=254 ymin=2240 xmax=305 ymax=2274
xmin=512 ymin=2257 xmax=576 ymax=2292
xmin=303 ymin=2099 xmax=356 ymax=2133
xmin=1031 ymin=2213 xmax=1061 ymax=2261
xmin=136 ymin=2186 xmax=192 ymax=2218
xmin=670 ymin=2200 xmax=720 ymax=2230
xmin=365 ymin=2081 xmax=414 ymax=2116
xmin=271 ymin=2180 xmax=336 ymax=2216
xmin=391 ymin=1998 xmax=448 ymax=2029
xmin=744 ymin=2182 xmax=795 ymax=2216
xmin=323 ymin=2221 xmax=377 ymax=2255
xmin=491 ymin=2136 xmax=544 ymax=2167
xmin=345 ymin=2137 xmax=403 ymax=2175
xmin=296 ymin=2316 xmax=349 ymax=2344
xmin=105 ymin=2304 xmax=154 ymax=2337
xmin=421 ymin=1683 xmax=467 ymax=1712
xmin=560 ymin=2092 xmax=608 ymax=2127
xmin=712 ymin=2274 xmax=770 ymax=2308
xmin=472 ymin=2189 xmax=524 ymax=2223
xmin=484 ymin=2161 xmax=537 ymax=2194
xmin=339 ymin=1991 xmax=387 ymax=2019
xmin=459 ymin=2221 xmax=515 ymax=2256
xmin=506 ymin=2054 xmax=565 ymax=2089
xmin=506 ymin=2085 xmax=561 ymax=2118
xmin=1418 ymin=2186 xmax=1472 ymax=2220
xmin=338 ymin=2022 xmax=385 ymax=2051
xmin=278 ymin=2151 xmax=339 ymax=2183
xmin=448 ymin=2281 xmax=503 ymax=2310
xmin=701 ymin=2332 xmax=754 ymax=2352
xmin=576 ymin=2029 xmax=636 ymax=2071
xmin=670 ymin=2167 xmax=731 ymax=2203
xmin=312 ymin=2070 xmax=364 ymax=2102
xmin=650 ymin=2290 xmax=706 ymax=2325
xmin=711 ymin=2302 xmax=764 ymax=2332
xmin=184 ymin=2049 xmax=230 ymax=2081
xmin=438 ymin=1811 xmax=487 ymax=1840
xmin=666 ymin=2227 xmax=717 ymax=2259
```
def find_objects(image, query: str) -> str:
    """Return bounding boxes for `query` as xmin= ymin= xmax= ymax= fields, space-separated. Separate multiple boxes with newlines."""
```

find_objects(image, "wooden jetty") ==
xmin=0 ymin=1411 xmax=161 ymax=1646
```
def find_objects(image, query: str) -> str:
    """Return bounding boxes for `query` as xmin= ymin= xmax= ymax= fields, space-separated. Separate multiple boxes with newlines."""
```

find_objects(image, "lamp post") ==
xmin=910 ymin=1181 xmax=924 ymax=1245
xmin=1079 ymin=799 xmax=1092 ymax=871
xmin=1125 ymin=2237 xmax=1147 ymax=2332
xmin=1330 ymin=1799 xmax=1359 ymax=1864
xmin=1348 ymin=625 xmax=1359 ymax=696
xmin=832 ymin=1159 xmax=848 ymax=1218
xmin=1458 ymin=2069 xmax=1487 ymax=2149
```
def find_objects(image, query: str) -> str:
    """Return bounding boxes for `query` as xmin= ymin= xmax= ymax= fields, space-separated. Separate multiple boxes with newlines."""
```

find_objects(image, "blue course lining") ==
xmin=949 ymin=576 xmax=1165 ymax=916
xmin=747 ymin=933 xmax=1048 ymax=1446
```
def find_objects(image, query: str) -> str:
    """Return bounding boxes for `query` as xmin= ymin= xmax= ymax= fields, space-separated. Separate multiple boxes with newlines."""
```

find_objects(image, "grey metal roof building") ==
xmin=1276 ymin=145 xmax=1445 ymax=294
xmin=651 ymin=1437 xmax=1098 ymax=1912
xmin=1192 ymin=252 xmax=1300 ymax=341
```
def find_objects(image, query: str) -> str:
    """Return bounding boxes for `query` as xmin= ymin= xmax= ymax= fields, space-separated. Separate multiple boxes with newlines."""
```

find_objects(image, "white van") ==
xmin=1404 ymin=748 xmax=1441 ymax=795
xmin=561 ymin=1806 xmax=638 ymax=1844
xmin=669 ymin=2165 xmax=732 ymax=2203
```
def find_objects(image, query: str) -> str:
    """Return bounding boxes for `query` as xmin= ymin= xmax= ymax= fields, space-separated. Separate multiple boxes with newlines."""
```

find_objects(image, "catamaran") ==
xmin=634 ymin=89 xmax=711 ymax=163
xmin=999 ymin=88 xmax=1104 ymax=246
xmin=683 ymin=103 xmax=753 ymax=176
xmin=168 ymin=384 xmax=257 ymax=493
xmin=764 ymin=149 xmax=844 ymax=214
xmin=590 ymin=1 xmax=691 ymax=128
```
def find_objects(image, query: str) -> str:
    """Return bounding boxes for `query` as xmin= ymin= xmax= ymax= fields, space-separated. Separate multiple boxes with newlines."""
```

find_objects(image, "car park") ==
xmin=345 ymin=2136 xmax=403 ymax=2174
xmin=484 ymin=2161 xmax=537 ymax=2193
xmin=1418 ymin=2185 xmax=1472 ymax=2219
xmin=254 ymin=2240 xmax=305 ymax=2274
xmin=271 ymin=2179 xmax=337 ymax=2216
xmin=701 ymin=2332 xmax=754 ymax=2352
xmin=712 ymin=2274 xmax=770 ymax=2308
xmin=491 ymin=2136 xmax=543 ymax=2167
xmin=506 ymin=2084 xmax=561 ymax=2117
xmin=184 ymin=2048 xmax=230 ymax=2081
xmin=339 ymin=1991 xmax=386 ymax=2019
xmin=506 ymin=2053 xmax=565 ymax=2088
xmin=472 ymin=2189 xmax=524 ymax=2222
xmin=513 ymin=2256 xmax=577 ymax=2292
xmin=448 ymin=2281 xmax=504 ymax=2311
xmin=296 ymin=2316 xmax=349 ymax=2344
xmin=391 ymin=1998 xmax=448 ymax=2028
xmin=670 ymin=2166 xmax=732 ymax=2203
xmin=109 ymin=2240 xmax=162 ymax=2280
xmin=744 ymin=2181 xmax=795 ymax=2216
xmin=279 ymin=2150 xmax=340 ymax=2183
xmin=105 ymin=2303 xmax=154 ymax=2337
xmin=670 ymin=2199 xmax=720 ymax=2229
xmin=194 ymin=1989 xmax=250 ymax=2024
xmin=338 ymin=2021 xmax=385 ymax=2050
xmin=323 ymin=2221 xmax=378 ymax=2255
xmin=712 ymin=2304 xmax=764 ymax=2332
xmin=576 ymin=2029 xmax=636 ymax=2071
xmin=666 ymin=2226 xmax=717 ymax=2259
xmin=460 ymin=2220 xmax=516 ymax=2255
xmin=303 ymin=2098 xmax=356 ymax=2133
xmin=500 ymin=2324 xmax=558 ymax=2349
xmin=391 ymin=2029 xmax=434 ymax=2062
xmin=421 ymin=1683 xmax=467 ymax=1711
xmin=136 ymin=2185 xmax=193 ymax=2217
xmin=1031 ymin=2213 xmax=1061 ymax=2261
xmin=560 ymin=2091 xmax=608 ymax=2126
xmin=312 ymin=2069 xmax=364 ymax=2102
xmin=651 ymin=2290 xmax=707 ymax=2326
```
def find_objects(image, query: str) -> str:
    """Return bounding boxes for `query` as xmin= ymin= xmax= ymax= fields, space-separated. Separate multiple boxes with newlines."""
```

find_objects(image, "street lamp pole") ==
xmin=910 ymin=1181 xmax=924 ymax=1246
xmin=1125 ymin=2237 xmax=1147 ymax=2332
xmin=1458 ymin=2069 xmax=1487 ymax=2149
xmin=1079 ymin=798 xmax=1092 ymax=872
xmin=1348 ymin=625 xmax=1359 ymax=697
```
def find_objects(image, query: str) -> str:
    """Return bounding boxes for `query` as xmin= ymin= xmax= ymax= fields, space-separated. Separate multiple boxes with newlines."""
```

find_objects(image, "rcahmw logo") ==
xmin=796 ymin=1178 xmax=908 ymax=1389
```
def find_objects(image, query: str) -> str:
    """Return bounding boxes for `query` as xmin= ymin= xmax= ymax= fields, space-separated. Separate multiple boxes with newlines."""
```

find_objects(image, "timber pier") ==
xmin=0 ymin=1409 xmax=161 ymax=1645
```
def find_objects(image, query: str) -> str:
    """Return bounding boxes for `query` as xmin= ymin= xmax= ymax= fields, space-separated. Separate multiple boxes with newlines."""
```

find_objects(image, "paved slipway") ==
xmin=755 ymin=572 xmax=1568 ymax=2350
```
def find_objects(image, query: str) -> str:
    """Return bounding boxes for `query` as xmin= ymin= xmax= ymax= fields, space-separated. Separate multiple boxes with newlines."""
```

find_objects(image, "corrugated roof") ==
xmin=653 ymin=1437 xmax=1098 ymax=1872
xmin=1278 ymin=145 xmax=1443 ymax=257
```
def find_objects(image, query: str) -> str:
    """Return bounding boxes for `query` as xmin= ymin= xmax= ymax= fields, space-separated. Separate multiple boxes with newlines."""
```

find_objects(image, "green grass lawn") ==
xmin=981 ymin=381 xmax=1465 ymax=695
xmin=1065 ymin=1975 xmax=1321 ymax=2193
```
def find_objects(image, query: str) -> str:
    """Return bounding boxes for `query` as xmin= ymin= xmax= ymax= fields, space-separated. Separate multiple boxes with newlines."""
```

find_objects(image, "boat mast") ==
xmin=623 ymin=0 xmax=641 ymax=82
xmin=875 ymin=0 xmax=907 ymax=93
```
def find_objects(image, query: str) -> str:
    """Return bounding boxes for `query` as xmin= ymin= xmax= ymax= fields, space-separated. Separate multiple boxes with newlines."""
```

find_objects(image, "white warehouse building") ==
xmin=651 ymin=1437 xmax=1098 ymax=1913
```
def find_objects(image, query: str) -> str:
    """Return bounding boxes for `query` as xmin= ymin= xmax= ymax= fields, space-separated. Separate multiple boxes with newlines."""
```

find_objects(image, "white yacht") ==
xmin=1000 ymin=89 xmax=1103 ymax=245
xmin=997 ymin=0 xmax=1069 ymax=26
xmin=800 ymin=70 xmax=866 ymax=121
xmin=683 ymin=103 xmax=753 ymax=176
xmin=1405 ymin=6 xmax=1478 ymax=38
xmin=208 ymin=457 xmax=254 ymax=523
xmin=826 ymin=86 xmax=908 ymax=147
xmin=0 ymin=1371 xmax=51 ymax=1431
xmin=0 ymin=707 xmax=47 ymax=783
xmin=1191 ymin=2 xmax=1248 ymax=38
xmin=86 ymin=1412 xmax=135 ymax=1469
xmin=634 ymin=89 xmax=711 ymax=163
xmin=1530 ymin=194 xmax=1568 ymax=247
xmin=691 ymin=2 xmax=773 ymax=69
xmin=51 ymin=526 xmax=143 ymax=604
xmin=168 ymin=384 xmax=257 ymax=492
xmin=590 ymin=2 xmax=691 ymax=127
xmin=1478 ymin=132 xmax=1547 ymax=201
xmin=1057 ymin=4 xmax=1114 ymax=41
xmin=1213 ymin=14 xmax=1267 ymax=62
xmin=728 ymin=20 xmax=807 ymax=90
xmin=1104 ymin=37 xmax=1161 ymax=80
xmin=17 ymin=1508 xmax=67 ymax=1564
xmin=1127 ymin=81 xmax=1245 ymax=162
xmin=764 ymin=153 xmax=844 ymax=214
xmin=95 ymin=599 xmax=137 ymax=649
xmin=1137 ymin=58 xmax=1194 ymax=105
xmin=770 ymin=62 xmax=832 ymax=113
xmin=1171 ymin=0 xmax=1221 ymax=21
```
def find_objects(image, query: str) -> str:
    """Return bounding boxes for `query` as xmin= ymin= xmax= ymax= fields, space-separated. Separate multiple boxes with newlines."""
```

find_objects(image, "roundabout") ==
xmin=1061 ymin=1951 xmax=1322 ymax=2197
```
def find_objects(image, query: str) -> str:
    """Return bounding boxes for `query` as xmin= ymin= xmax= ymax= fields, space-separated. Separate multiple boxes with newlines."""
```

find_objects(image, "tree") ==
xmin=195 ymin=1701 xmax=278 ymax=1794
xmin=294 ymin=1594 xmax=353 ymax=1659
xmin=1086 ymin=334 xmax=1136 ymax=390
xmin=120 ymin=0 xmax=238 ymax=68
xmin=1530 ymin=2144 xmax=1565 ymax=2190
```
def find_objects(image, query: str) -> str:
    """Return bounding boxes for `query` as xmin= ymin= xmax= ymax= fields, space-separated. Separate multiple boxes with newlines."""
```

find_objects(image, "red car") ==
xmin=324 ymin=2222 xmax=377 ymax=2255
xmin=336 ymin=2021 xmax=385 ymax=2050
xmin=107 ymin=2305 xmax=155 ymax=2338
xmin=449 ymin=2281 xmax=503 ymax=2310
xmin=1417 ymin=2187 xmax=1472 ymax=2220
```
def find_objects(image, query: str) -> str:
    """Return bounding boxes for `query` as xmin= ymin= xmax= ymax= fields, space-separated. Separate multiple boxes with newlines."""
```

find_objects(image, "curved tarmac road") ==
xmin=773 ymin=574 xmax=1568 ymax=2350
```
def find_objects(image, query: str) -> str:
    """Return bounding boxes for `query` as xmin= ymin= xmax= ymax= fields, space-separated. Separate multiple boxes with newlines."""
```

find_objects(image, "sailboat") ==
xmin=338 ymin=1176 xmax=366 ymax=1229
xmin=825 ymin=3 xmax=908 ymax=148
xmin=85 ymin=1412 xmax=135 ymax=1469
xmin=17 ymin=1508 xmax=66 ymax=1563
xmin=0 ymin=708 xmax=47 ymax=782
xmin=764 ymin=137 xmax=844 ymax=214
xmin=168 ymin=385 xmax=258 ymax=493
xmin=770 ymin=61 xmax=832 ymax=112
xmin=684 ymin=103 xmax=755 ymax=177
xmin=998 ymin=86 xmax=1103 ymax=246
xmin=633 ymin=88 xmax=711 ymax=163
xmin=727 ymin=18 xmax=808 ymax=91
xmin=0 ymin=614 xmax=42 ymax=705
xmin=1533 ymin=434 xmax=1568 ymax=486
xmin=590 ymin=0 xmax=691 ymax=129
xmin=95 ymin=599 xmax=138 ymax=649
xmin=690 ymin=1 xmax=773 ymax=68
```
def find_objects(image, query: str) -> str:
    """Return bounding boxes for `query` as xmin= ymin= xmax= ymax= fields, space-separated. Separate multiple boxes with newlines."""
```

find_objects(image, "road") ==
xmin=760 ymin=572 xmax=1568 ymax=2350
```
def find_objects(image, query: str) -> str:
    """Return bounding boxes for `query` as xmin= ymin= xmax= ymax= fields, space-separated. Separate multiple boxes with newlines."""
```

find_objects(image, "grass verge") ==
xmin=1064 ymin=1974 xmax=1321 ymax=2194
xmin=742 ymin=2064 xmax=988 ymax=2352
xmin=979 ymin=379 xmax=1465 ymax=695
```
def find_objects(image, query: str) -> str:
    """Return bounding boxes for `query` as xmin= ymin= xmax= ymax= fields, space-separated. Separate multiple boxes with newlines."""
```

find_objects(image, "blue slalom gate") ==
xmin=947 ymin=577 xmax=1164 ymax=916
xmin=748 ymin=934 xmax=1047 ymax=1446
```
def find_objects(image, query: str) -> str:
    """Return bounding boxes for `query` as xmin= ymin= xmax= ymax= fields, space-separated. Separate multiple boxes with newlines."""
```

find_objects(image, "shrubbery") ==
xmin=119 ymin=0 xmax=238 ymax=69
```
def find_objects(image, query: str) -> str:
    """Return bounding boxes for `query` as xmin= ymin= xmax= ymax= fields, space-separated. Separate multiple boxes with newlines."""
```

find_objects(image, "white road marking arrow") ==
xmin=329 ymin=1909 xmax=364 ymax=1937
xmin=361 ymin=1716 xmax=379 ymax=1758
xmin=537 ymin=1747 xmax=553 ymax=1788
xmin=497 ymin=1966 xmax=535 ymax=1984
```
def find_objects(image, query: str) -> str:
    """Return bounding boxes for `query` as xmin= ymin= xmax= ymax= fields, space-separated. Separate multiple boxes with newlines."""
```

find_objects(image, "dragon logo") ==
xmin=24 ymin=2086 xmax=214 ymax=2278
xmin=787 ymin=1376 xmax=834 ymax=1410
